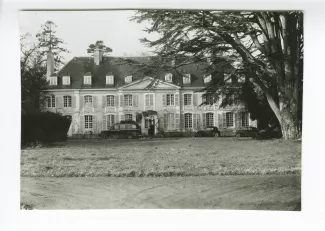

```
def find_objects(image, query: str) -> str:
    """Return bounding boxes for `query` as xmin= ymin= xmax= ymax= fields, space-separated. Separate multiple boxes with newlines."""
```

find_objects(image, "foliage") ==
xmin=87 ymin=40 xmax=113 ymax=55
xmin=130 ymin=10 xmax=303 ymax=139
xmin=36 ymin=21 xmax=69 ymax=70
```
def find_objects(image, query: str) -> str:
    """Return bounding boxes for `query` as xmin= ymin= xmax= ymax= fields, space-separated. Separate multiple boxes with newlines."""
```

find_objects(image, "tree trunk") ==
xmin=279 ymin=108 xmax=299 ymax=139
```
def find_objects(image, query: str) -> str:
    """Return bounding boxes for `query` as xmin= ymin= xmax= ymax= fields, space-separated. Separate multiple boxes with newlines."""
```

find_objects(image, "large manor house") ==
xmin=43 ymin=49 xmax=257 ymax=137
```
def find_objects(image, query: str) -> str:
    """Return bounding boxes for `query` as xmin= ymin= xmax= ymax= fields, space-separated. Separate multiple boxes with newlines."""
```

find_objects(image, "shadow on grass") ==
xmin=20 ymin=202 xmax=34 ymax=210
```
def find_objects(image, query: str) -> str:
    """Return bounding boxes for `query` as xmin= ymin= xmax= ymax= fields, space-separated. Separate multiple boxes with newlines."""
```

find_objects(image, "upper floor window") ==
xmin=62 ymin=76 xmax=70 ymax=85
xmin=165 ymin=73 xmax=173 ymax=82
xmin=206 ymin=113 xmax=214 ymax=128
xmin=106 ymin=75 xmax=114 ymax=85
xmin=184 ymin=94 xmax=192 ymax=106
xmin=124 ymin=95 xmax=133 ymax=107
xmin=226 ymin=112 xmax=234 ymax=127
xmin=84 ymin=75 xmax=92 ymax=85
xmin=63 ymin=95 xmax=72 ymax=107
xmin=166 ymin=94 xmax=174 ymax=106
xmin=203 ymin=74 xmax=212 ymax=84
xmin=47 ymin=95 xmax=55 ymax=108
xmin=125 ymin=75 xmax=132 ymax=84
xmin=84 ymin=95 xmax=93 ymax=107
xmin=84 ymin=115 xmax=93 ymax=129
xmin=184 ymin=113 xmax=193 ymax=129
xmin=183 ymin=74 xmax=191 ymax=84
xmin=49 ymin=77 xmax=57 ymax=86
xmin=106 ymin=95 xmax=115 ymax=107
xmin=145 ymin=94 xmax=154 ymax=107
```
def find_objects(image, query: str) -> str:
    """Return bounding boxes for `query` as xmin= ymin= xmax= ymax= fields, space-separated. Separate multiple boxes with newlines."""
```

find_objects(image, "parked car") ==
xmin=195 ymin=127 xmax=221 ymax=137
xmin=99 ymin=120 xmax=142 ymax=139
xmin=233 ymin=126 xmax=259 ymax=138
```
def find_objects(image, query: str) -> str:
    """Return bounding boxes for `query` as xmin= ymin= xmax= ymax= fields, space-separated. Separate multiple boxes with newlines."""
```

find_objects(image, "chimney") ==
xmin=94 ymin=47 xmax=103 ymax=65
xmin=46 ymin=51 xmax=54 ymax=79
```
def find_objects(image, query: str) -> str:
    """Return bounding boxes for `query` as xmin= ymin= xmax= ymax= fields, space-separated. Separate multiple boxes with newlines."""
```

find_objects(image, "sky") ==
xmin=19 ymin=10 xmax=158 ymax=63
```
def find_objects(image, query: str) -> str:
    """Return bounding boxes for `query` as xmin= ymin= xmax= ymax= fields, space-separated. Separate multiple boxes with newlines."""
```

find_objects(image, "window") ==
xmin=106 ymin=95 xmax=115 ymax=107
xmin=84 ymin=75 xmax=92 ymax=85
xmin=84 ymin=95 xmax=93 ymax=107
xmin=145 ymin=94 xmax=154 ymax=107
xmin=183 ymin=74 xmax=191 ymax=84
xmin=165 ymin=73 xmax=173 ymax=82
xmin=185 ymin=113 xmax=193 ymax=129
xmin=62 ymin=76 xmax=70 ymax=85
xmin=204 ymin=74 xmax=212 ymax=84
xmin=206 ymin=113 xmax=214 ymax=127
xmin=47 ymin=95 xmax=56 ymax=108
xmin=125 ymin=75 xmax=132 ymax=83
xmin=242 ymin=112 xmax=249 ymax=127
xmin=164 ymin=113 xmax=175 ymax=130
xmin=203 ymin=95 xmax=214 ymax=104
xmin=49 ymin=77 xmax=57 ymax=85
xmin=106 ymin=75 xmax=114 ymax=85
xmin=125 ymin=114 xmax=133 ymax=121
xmin=184 ymin=94 xmax=192 ymax=106
xmin=226 ymin=112 xmax=234 ymax=127
xmin=166 ymin=94 xmax=174 ymax=106
xmin=106 ymin=115 xmax=115 ymax=128
xmin=84 ymin=115 xmax=93 ymax=129
xmin=63 ymin=96 xmax=72 ymax=107
xmin=124 ymin=95 xmax=133 ymax=107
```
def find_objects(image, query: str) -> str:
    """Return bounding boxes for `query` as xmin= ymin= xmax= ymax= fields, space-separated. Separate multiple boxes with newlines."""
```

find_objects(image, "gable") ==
xmin=119 ymin=78 xmax=180 ymax=90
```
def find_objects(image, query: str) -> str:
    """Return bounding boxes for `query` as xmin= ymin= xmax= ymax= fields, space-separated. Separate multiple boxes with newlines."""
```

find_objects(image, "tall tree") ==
xmin=36 ymin=21 xmax=69 ymax=70
xmin=87 ymin=40 xmax=113 ymax=55
xmin=130 ymin=10 xmax=303 ymax=139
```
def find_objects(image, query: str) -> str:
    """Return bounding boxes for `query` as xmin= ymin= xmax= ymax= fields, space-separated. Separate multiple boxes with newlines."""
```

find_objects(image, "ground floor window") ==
xmin=106 ymin=115 xmax=115 ymax=128
xmin=242 ymin=112 xmax=249 ymax=127
xmin=47 ymin=95 xmax=55 ymax=108
xmin=226 ymin=112 xmax=234 ymax=127
xmin=206 ymin=113 xmax=214 ymax=127
xmin=185 ymin=113 xmax=193 ymax=129
xmin=164 ymin=113 xmax=175 ymax=130
xmin=125 ymin=114 xmax=133 ymax=121
xmin=85 ymin=115 xmax=93 ymax=129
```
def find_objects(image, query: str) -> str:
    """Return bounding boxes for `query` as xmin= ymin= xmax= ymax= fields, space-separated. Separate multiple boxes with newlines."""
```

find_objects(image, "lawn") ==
xmin=20 ymin=138 xmax=301 ymax=177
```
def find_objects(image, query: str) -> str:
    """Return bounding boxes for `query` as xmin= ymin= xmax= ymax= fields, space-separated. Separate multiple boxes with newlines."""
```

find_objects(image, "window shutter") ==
xmin=133 ymin=95 xmax=138 ymax=107
xmin=93 ymin=96 xmax=97 ymax=108
xmin=180 ymin=113 xmax=184 ymax=130
xmin=72 ymin=96 xmax=76 ymax=108
xmin=180 ymin=94 xmax=184 ymax=106
xmin=120 ymin=95 xmax=124 ymax=107
xmin=175 ymin=114 xmax=180 ymax=130
xmin=115 ymin=95 xmax=119 ymax=107
xmin=145 ymin=94 xmax=149 ymax=107
xmin=193 ymin=94 xmax=198 ymax=106
xmin=116 ymin=114 xmax=119 ymax=123
xmin=193 ymin=113 xmax=197 ymax=129
xmin=56 ymin=96 xmax=60 ymax=108
xmin=222 ymin=112 xmax=227 ymax=128
xmin=197 ymin=114 xmax=201 ymax=129
xmin=215 ymin=113 xmax=218 ymax=127
xmin=159 ymin=117 xmax=164 ymax=129
xmin=102 ymin=96 xmax=106 ymax=108
xmin=93 ymin=115 xmax=97 ymax=133
xmin=217 ymin=113 xmax=222 ymax=128
xmin=80 ymin=116 xmax=84 ymax=132
xmin=150 ymin=94 xmax=154 ymax=106
xmin=102 ymin=115 xmax=107 ymax=130
xmin=164 ymin=114 xmax=168 ymax=129
xmin=80 ymin=95 xmax=84 ymax=109
xmin=202 ymin=113 xmax=206 ymax=129
xmin=120 ymin=114 xmax=125 ymax=122
xmin=162 ymin=94 xmax=166 ymax=106
xmin=175 ymin=94 xmax=179 ymax=106
xmin=235 ymin=112 xmax=242 ymax=128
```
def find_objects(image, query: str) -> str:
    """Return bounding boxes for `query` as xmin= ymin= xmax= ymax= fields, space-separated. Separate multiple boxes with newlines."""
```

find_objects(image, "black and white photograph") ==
xmin=18 ymin=9 xmax=303 ymax=211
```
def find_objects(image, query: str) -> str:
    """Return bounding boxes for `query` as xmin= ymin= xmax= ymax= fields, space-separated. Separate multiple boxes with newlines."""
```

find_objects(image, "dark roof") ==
xmin=48 ymin=56 xmax=223 ymax=90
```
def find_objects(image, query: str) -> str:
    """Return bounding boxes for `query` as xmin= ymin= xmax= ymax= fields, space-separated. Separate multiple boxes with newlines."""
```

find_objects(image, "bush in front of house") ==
xmin=21 ymin=111 xmax=71 ymax=146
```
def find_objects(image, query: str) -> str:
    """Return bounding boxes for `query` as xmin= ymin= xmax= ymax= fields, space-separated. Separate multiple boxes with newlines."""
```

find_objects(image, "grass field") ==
xmin=20 ymin=138 xmax=301 ymax=177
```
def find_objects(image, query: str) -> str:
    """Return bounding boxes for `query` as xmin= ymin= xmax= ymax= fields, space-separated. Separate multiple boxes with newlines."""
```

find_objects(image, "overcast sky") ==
xmin=19 ymin=10 xmax=157 ymax=63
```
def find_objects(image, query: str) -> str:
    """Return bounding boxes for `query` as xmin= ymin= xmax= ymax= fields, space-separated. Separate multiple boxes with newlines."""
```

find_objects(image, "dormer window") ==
xmin=165 ymin=73 xmax=173 ymax=82
xmin=106 ymin=75 xmax=114 ymax=85
xmin=62 ymin=76 xmax=70 ymax=85
xmin=84 ymin=75 xmax=92 ymax=85
xmin=49 ymin=77 xmax=57 ymax=86
xmin=183 ymin=74 xmax=191 ymax=84
xmin=203 ymin=74 xmax=212 ymax=84
xmin=125 ymin=75 xmax=132 ymax=83
xmin=224 ymin=73 xmax=232 ymax=83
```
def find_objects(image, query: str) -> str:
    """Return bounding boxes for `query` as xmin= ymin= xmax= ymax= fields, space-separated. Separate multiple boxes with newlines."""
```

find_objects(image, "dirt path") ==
xmin=21 ymin=175 xmax=300 ymax=210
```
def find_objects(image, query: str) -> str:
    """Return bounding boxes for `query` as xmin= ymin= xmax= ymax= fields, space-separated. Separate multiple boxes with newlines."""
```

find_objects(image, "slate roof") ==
xmin=49 ymin=56 xmax=224 ymax=90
